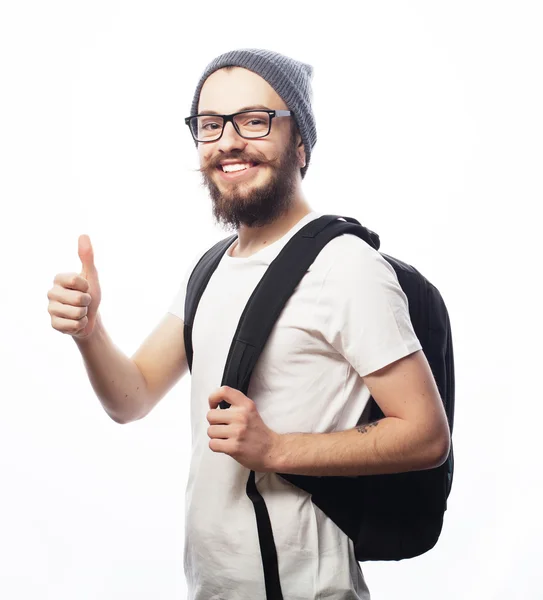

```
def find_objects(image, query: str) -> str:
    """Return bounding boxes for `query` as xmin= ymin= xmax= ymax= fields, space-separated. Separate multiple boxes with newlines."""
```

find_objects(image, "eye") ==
xmin=197 ymin=116 xmax=223 ymax=131
xmin=202 ymin=121 xmax=221 ymax=131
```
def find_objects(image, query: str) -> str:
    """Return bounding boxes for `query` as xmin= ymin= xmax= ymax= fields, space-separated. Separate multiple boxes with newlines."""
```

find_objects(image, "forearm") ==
xmin=273 ymin=417 xmax=449 ymax=477
xmin=73 ymin=313 xmax=150 ymax=423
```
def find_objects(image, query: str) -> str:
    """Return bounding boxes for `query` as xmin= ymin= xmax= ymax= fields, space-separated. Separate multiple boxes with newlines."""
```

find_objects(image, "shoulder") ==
xmin=314 ymin=233 xmax=398 ymax=287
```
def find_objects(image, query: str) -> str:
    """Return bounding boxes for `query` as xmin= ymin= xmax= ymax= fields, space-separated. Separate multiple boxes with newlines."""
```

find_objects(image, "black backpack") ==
xmin=183 ymin=215 xmax=455 ymax=600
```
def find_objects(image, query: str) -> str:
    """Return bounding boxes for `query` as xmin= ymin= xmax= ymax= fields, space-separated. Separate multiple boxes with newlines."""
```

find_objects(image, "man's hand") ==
xmin=207 ymin=386 xmax=281 ymax=472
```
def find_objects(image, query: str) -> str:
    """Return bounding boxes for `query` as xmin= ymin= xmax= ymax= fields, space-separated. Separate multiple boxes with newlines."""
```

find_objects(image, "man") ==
xmin=170 ymin=48 xmax=451 ymax=598
xmin=48 ymin=49 xmax=450 ymax=599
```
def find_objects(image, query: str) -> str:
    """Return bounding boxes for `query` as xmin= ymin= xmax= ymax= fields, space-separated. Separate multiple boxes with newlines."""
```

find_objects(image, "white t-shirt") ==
xmin=168 ymin=211 xmax=422 ymax=600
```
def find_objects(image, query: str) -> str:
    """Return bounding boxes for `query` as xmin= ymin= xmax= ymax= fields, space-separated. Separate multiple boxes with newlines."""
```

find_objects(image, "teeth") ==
xmin=222 ymin=163 xmax=252 ymax=173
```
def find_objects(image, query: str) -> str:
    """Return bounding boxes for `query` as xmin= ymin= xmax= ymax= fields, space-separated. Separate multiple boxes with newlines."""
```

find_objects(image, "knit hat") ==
xmin=190 ymin=48 xmax=317 ymax=178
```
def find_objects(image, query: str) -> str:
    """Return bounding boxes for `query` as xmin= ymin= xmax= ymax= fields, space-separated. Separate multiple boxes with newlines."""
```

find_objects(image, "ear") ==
xmin=296 ymin=136 xmax=307 ymax=169
xmin=291 ymin=122 xmax=306 ymax=169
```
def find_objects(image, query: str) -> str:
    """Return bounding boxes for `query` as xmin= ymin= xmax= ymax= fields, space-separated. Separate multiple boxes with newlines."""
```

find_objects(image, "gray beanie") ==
xmin=190 ymin=48 xmax=317 ymax=178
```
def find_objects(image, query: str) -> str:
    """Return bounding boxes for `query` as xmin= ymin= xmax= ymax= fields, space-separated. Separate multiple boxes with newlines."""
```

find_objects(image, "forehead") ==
xmin=198 ymin=67 xmax=288 ymax=114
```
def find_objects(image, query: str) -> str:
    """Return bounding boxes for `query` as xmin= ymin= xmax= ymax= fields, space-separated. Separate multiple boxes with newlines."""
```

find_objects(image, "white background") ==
xmin=1 ymin=1 xmax=542 ymax=598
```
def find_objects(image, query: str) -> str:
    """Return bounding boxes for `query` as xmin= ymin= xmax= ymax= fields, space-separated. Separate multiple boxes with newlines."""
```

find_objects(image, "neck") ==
xmin=231 ymin=192 xmax=313 ymax=258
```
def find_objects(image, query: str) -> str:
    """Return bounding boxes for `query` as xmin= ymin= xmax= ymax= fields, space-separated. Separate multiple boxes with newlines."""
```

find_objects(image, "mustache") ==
xmin=198 ymin=150 xmax=281 ymax=174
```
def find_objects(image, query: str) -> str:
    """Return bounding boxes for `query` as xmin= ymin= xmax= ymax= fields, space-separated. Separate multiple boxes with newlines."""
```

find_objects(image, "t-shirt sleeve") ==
xmin=318 ymin=236 xmax=422 ymax=378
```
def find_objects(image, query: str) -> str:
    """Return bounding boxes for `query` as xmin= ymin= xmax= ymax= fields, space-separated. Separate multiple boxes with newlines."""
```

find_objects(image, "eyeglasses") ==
xmin=185 ymin=109 xmax=292 ymax=143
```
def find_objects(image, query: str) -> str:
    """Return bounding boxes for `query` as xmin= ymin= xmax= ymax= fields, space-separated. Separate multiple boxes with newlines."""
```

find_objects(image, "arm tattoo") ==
xmin=355 ymin=421 xmax=380 ymax=435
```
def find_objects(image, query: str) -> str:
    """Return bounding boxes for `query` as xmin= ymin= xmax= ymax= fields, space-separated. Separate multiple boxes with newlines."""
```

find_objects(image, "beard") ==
xmin=200 ymin=134 xmax=300 ymax=231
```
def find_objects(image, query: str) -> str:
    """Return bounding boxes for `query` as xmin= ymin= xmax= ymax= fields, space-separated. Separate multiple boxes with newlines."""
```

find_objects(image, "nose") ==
xmin=215 ymin=120 xmax=247 ymax=154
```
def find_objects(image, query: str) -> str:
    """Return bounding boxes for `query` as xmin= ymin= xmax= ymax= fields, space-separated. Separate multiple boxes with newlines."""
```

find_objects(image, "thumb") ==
xmin=78 ymin=234 xmax=96 ymax=278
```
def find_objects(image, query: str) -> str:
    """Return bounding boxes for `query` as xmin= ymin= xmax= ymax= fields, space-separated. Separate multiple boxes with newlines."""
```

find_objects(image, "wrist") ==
xmin=73 ymin=312 xmax=103 ymax=346
xmin=268 ymin=432 xmax=288 ymax=473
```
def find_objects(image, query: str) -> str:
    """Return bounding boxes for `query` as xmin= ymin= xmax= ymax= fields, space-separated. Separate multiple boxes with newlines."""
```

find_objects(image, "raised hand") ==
xmin=47 ymin=235 xmax=103 ymax=339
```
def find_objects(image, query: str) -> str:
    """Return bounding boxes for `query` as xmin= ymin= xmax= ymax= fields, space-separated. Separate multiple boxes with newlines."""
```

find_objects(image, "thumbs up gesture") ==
xmin=47 ymin=235 xmax=102 ymax=339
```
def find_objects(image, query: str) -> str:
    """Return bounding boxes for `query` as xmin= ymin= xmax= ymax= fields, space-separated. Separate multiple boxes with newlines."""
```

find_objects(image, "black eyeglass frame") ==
xmin=184 ymin=109 xmax=293 ymax=143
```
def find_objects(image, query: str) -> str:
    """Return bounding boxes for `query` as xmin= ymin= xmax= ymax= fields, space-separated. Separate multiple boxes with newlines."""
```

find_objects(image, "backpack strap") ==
xmin=219 ymin=215 xmax=379 ymax=402
xmin=183 ymin=234 xmax=236 ymax=373
xmin=219 ymin=216 xmax=380 ymax=600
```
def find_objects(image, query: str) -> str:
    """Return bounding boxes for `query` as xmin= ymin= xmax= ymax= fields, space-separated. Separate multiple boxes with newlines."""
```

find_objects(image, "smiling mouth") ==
xmin=217 ymin=161 xmax=259 ymax=173
xmin=213 ymin=162 xmax=265 ymax=182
